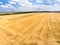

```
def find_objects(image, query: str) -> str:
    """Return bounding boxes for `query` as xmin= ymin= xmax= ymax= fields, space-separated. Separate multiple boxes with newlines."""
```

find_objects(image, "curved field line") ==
xmin=0 ymin=13 xmax=60 ymax=45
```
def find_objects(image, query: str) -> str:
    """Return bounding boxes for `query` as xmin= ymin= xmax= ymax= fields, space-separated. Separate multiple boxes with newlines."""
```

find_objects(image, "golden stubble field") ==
xmin=0 ymin=13 xmax=60 ymax=45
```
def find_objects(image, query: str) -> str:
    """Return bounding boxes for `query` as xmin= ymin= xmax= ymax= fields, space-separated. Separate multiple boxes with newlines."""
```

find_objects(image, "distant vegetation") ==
xmin=0 ymin=11 xmax=60 ymax=16
xmin=0 ymin=13 xmax=12 ymax=15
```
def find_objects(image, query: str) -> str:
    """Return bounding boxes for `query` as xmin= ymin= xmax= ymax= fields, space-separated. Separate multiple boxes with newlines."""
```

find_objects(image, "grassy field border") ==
xmin=0 ymin=11 xmax=60 ymax=16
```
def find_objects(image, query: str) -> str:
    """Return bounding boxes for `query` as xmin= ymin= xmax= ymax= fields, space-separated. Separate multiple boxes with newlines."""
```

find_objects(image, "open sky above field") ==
xmin=0 ymin=0 xmax=60 ymax=12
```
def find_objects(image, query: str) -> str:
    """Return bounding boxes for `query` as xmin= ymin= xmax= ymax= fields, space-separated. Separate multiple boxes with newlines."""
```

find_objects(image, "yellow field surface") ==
xmin=0 ymin=13 xmax=60 ymax=45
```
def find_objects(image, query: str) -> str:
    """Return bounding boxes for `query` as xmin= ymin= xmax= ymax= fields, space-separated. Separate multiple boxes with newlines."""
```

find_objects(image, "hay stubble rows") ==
xmin=0 ymin=13 xmax=60 ymax=45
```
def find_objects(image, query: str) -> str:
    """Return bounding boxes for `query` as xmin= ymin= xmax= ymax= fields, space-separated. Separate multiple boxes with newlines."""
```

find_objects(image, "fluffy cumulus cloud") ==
xmin=0 ymin=0 xmax=60 ymax=12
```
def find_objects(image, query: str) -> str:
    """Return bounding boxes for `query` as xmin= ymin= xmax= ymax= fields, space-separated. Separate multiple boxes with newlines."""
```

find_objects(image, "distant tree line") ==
xmin=0 ymin=11 xmax=60 ymax=15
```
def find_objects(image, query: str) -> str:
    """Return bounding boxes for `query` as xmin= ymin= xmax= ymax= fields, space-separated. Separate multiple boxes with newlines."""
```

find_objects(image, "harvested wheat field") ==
xmin=0 ymin=13 xmax=60 ymax=45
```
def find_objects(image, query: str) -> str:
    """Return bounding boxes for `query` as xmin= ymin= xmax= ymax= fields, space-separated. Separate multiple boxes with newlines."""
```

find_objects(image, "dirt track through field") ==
xmin=0 ymin=13 xmax=60 ymax=45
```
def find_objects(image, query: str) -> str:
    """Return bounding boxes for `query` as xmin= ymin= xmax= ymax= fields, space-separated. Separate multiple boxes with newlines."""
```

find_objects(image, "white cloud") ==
xmin=14 ymin=0 xmax=19 ymax=1
xmin=56 ymin=0 xmax=60 ymax=2
xmin=10 ymin=0 xmax=33 ymax=6
xmin=9 ymin=0 xmax=35 ymax=11
xmin=9 ymin=0 xmax=60 ymax=11
xmin=34 ymin=5 xmax=60 ymax=11
xmin=0 ymin=0 xmax=60 ymax=12
xmin=9 ymin=1 xmax=16 ymax=4
xmin=6 ymin=4 xmax=16 ymax=9
xmin=0 ymin=5 xmax=9 ymax=8
xmin=0 ymin=4 xmax=16 ymax=9
xmin=53 ymin=0 xmax=60 ymax=5
xmin=0 ymin=2 xmax=3 ymax=4
xmin=36 ymin=0 xmax=43 ymax=3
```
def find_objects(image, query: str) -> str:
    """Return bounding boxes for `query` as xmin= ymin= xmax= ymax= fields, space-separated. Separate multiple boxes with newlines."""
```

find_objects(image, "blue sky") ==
xmin=0 ymin=0 xmax=60 ymax=12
